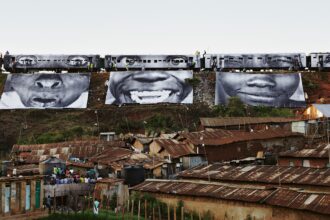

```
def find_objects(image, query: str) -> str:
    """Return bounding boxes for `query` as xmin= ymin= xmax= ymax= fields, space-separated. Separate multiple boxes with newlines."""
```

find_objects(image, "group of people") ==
xmin=49 ymin=165 xmax=97 ymax=185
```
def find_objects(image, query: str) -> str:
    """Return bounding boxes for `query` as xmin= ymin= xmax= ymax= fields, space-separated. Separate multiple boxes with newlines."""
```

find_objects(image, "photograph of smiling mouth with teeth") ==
xmin=215 ymin=72 xmax=306 ymax=108
xmin=105 ymin=71 xmax=193 ymax=105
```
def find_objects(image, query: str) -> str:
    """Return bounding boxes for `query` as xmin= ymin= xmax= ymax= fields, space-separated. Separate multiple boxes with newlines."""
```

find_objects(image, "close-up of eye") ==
xmin=66 ymin=56 xmax=88 ymax=66
xmin=125 ymin=57 xmax=136 ymax=65
xmin=17 ymin=56 xmax=37 ymax=66
xmin=170 ymin=57 xmax=185 ymax=65
xmin=324 ymin=55 xmax=330 ymax=63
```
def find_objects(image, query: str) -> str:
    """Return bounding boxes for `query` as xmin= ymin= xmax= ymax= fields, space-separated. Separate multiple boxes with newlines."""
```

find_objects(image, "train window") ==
xmin=117 ymin=60 xmax=121 ymax=63
xmin=112 ymin=57 xmax=116 ymax=61
xmin=185 ymin=60 xmax=187 ymax=63
xmin=180 ymin=60 xmax=183 ymax=63
xmin=313 ymin=57 xmax=317 ymax=58
xmin=229 ymin=58 xmax=234 ymax=60
xmin=47 ymin=60 xmax=50 ymax=62
xmin=154 ymin=60 xmax=157 ymax=63
xmin=148 ymin=60 xmax=151 ymax=63
xmin=220 ymin=58 xmax=224 ymax=60
xmin=239 ymin=58 xmax=243 ymax=60
xmin=287 ymin=57 xmax=292 ymax=59
xmin=248 ymin=57 xmax=253 ymax=60
xmin=138 ymin=60 xmax=142 ymax=63
xmin=268 ymin=57 xmax=272 ymax=60
xmin=159 ymin=60 xmax=162 ymax=62
xmin=258 ymin=57 xmax=262 ymax=59
xmin=143 ymin=60 xmax=146 ymax=63
xmin=163 ymin=60 xmax=166 ymax=62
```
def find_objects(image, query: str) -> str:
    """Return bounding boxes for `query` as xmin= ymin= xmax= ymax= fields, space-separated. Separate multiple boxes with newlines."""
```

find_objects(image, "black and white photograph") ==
xmin=216 ymin=72 xmax=306 ymax=107
xmin=0 ymin=73 xmax=91 ymax=109
xmin=3 ymin=54 xmax=100 ymax=71
xmin=105 ymin=70 xmax=193 ymax=104
xmin=206 ymin=54 xmax=306 ymax=69
xmin=104 ymin=55 xmax=196 ymax=70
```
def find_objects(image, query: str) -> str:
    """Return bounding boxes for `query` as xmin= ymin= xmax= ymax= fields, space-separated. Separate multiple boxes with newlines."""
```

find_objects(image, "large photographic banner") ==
xmin=215 ymin=72 xmax=306 ymax=107
xmin=0 ymin=73 xmax=91 ymax=109
xmin=105 ymin=70 xmax=193 ymax=104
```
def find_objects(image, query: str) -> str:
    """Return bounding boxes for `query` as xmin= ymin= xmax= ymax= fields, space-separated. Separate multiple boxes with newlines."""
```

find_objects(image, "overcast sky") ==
xmin=0 ymin=0 xmax=329 ymax=55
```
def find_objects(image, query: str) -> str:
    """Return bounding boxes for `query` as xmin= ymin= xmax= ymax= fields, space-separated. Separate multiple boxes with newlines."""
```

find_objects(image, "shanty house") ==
xmin=200 ymin=117 xmax=304 ymax=132
xmin=149 ymin=139 xmax=203 ymax=177
xmin=179 ymin=129 xmax=304 ymax=163
xmin=278 ymin=143 xmax=330 ymax=168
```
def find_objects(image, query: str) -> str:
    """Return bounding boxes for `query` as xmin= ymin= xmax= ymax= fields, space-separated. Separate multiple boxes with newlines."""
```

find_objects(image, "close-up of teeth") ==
xmin=130 ymin=90 xmax=172 ymax=104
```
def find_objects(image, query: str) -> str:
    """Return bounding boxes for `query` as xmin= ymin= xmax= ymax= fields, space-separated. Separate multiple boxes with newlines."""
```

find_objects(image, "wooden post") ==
xmin=167 ymin=204 xmax=170 ymax=220
xmin=152 ymin=205 xmax=155 ymax=220
xmin=198 ymin=211 xmax=201 ymax=220
xmin=53 ymin=188 xmax=56 ymax=213
xmin=138 ymin=200 xmax=141 ymax=220
xmin=145 ymin=200 xmax=147 ymax=220
xmin=181 ymin=206 xmax=184 ymax=220
xmin=127 ymin=199 xmax=130 ymax=213
xmin=122 ymin=203 xmax=125 ymax=220
xmin=174 ymin=206 xmax=177 ymax=220
xmin=158 ymin=205 xmax=162 ymax=220
xmin=191 ymin=212 xmax=193 ymax=220
xmin=131 ymin=200 xmax=134 ymax=220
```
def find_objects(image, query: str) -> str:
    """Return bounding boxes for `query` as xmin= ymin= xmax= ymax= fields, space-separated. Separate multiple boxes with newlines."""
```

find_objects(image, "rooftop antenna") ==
xmin=200 ymin=134 xmax=211 ymax=182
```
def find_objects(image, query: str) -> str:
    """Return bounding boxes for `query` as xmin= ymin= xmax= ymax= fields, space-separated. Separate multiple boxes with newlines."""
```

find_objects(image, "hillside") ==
xmin=0 ymin=71 xmax=328 ymax=158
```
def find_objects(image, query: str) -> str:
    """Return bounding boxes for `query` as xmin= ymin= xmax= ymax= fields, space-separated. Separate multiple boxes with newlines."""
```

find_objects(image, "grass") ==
xmin=39 ymin=210 xmax=144 ymax=220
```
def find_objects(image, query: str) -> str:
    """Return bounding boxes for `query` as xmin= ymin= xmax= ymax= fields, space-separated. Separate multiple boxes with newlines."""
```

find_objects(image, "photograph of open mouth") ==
xmin=0 ymin=73 xmax=91 ymax=109
xmin=216 ymin=72 xmax=306 ymax=107
xmin=105 ymin=70 xmax=193 ymax=105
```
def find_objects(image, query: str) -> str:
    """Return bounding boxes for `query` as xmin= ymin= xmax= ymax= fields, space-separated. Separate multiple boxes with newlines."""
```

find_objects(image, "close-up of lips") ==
xmin=216 ymin=72 xmax=305 ymax=107
xmin=107 ymin=71 xmax=193 ymax=104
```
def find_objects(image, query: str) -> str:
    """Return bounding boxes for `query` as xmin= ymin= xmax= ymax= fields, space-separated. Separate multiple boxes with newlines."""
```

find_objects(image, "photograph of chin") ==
xmin=105 ymin=70 xmax=193 ymax=105
xmin=0 ymin=73 xmax=91 ymax=109
xmin=215 ymin=72 xmax=306 ymax=108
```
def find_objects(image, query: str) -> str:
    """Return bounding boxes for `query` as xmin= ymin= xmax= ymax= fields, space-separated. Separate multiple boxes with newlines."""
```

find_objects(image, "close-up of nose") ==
xmin=246 ymin=75 xmax=276 ymax=88
xmin=132 ymin=71 xmax=170 ymax=82
xmin=34 ymin=75 xmax=63 ymax=89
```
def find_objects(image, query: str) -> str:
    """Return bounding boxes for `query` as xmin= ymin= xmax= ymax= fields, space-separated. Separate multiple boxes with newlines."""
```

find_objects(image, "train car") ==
xmin=204 ymin=53 xmax=306 ymax=70
xmin=310 ymin=52 xmax=330 ymax=69
xmin=3 ymin=53 xmax=101 ymax=73
xmin=104 ymin=55 xmax=200 ymax=71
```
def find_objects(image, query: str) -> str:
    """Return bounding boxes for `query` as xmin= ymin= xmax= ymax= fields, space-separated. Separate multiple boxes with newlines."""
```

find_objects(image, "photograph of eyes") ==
xmin=215 ymin=72 xmax=306 ymax=107
xmin=0 ymin=73 xmax=91 ymax=109
xmin=105 ymin=71 xmax=193 ymax=104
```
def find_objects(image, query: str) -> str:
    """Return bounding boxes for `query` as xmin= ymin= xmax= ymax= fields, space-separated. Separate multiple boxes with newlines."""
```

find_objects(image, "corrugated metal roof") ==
xmin=131 ymin=180 xmax=330 ymax=215
xmin=179 ymin=129 xmax=302 ymax=146
xmin=131 ymin=180 xmax=272 ymax=203
xmin=200 ymin=117 xmax=303 ymax=127
xmin=153 ymin=139 xmax=195 ymax=158
xmin=90 ymin=147 xmax=133 ymax=164
xmin=266 ymin=189 xmax=330 ymax=215
xmin=12 ymin=140 xmax=125 ymax=164
xmin=313 ymin=104 xmax=330 ymax=117
xmin=279 ymin=143 xmax=330 ymax=159
xmin=178 ymin=164 xmax=330 ymax=187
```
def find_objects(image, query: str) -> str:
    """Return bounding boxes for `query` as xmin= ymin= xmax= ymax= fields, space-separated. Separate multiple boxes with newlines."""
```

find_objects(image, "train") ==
xmin=1 ymin=51 xmax=330 ymax=73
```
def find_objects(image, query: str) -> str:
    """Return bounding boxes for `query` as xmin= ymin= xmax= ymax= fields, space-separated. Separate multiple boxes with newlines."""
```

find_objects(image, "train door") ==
xmin=319 ymin=56 xmax=324 ymax=68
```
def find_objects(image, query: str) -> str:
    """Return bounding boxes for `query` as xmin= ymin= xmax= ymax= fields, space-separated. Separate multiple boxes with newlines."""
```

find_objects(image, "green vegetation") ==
xmin=185 ymin=76 xmax=201 ymax=88
xmin=212 ymin=97 xmax=294 ymax=117
xmin=17 ymin=126 xmax=91 ymax=144
xmin=302 ymin=76 xmax=319 ymax=90
xmin=145 ymin=114 xmax=179 ymax=133
xmin=39 ymin=211 xmax=143 ymax=220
